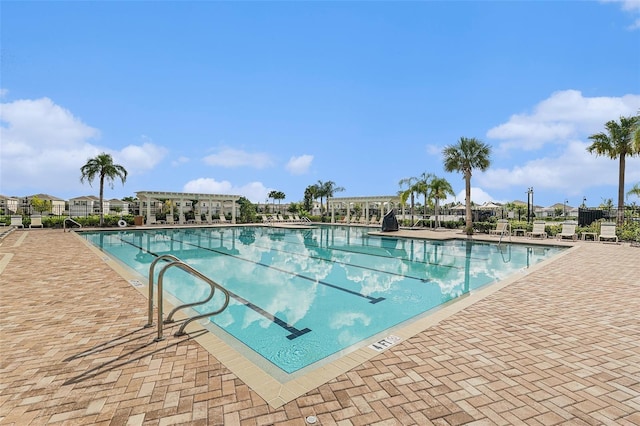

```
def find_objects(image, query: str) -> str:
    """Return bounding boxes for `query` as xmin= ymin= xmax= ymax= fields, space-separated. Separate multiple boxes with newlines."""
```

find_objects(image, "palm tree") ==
xmin=627 ymin=182 xmax=640 ymax=199
xmin=587 ymin=115 xmax=640 ymax=225
xmin=316 ymin=180 xmax=344 ymax=216
xmin=80 ymin=153 xmax=128 ymax=226
xmin=398 ymin=177 xmax=417 ymax=226
xmin=415 ymin=172 xmax=434 ymax=221
xmin=429 ymin=176 xmax=455 ymax=228
xmin=273 ymin=191 xmax=286 ymax=213
xmin=443 ymin=137 xmax=492 ymax=234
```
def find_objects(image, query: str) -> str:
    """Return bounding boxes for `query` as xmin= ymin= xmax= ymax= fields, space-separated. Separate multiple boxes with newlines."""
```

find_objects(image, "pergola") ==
xmin=328 ymin=195 xmax=402 ymax=223
xmin=136 ymin=191 xmax=242 ymax=225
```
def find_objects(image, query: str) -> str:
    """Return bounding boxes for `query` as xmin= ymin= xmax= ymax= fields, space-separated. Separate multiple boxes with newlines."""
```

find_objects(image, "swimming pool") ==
xmin=81 ymin=226 xmax=565 ymax=375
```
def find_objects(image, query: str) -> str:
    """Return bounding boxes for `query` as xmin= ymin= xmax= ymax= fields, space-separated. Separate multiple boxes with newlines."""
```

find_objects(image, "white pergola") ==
xmin=328 ymin=195 xmax=402 ymax=223
xmin=136 ymin=191 xmax=242 ymax=225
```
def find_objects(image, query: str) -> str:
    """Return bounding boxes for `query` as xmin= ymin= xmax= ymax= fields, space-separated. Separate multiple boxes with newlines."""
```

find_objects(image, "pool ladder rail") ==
xmin=145 ymin=254 xmax=230 ymax=341
xmin=63 ymin=217 xmax=82 ymax=232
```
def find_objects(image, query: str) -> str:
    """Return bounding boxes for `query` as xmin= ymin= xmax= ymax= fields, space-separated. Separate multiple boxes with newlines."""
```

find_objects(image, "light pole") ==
xmin=564 ymin=199 xmax=568 ymax=220
xmin=526 ymin=187 xmax=534 ymax=223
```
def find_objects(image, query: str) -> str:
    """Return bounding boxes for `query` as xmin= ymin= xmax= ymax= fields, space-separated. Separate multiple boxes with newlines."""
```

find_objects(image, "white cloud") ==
xmin=118 ymin=142 xmax=167 ymax=173
xmin=183 ymin=178 xmax=270 ymax=203
xmin=480 ymin=139 xmax=640 ymax=200
xmin=601 ymin=0 xmax=640 ymax=29
xmin=449 ymin=187 xmax=496 ymax=205
xmin=0 ymin=97 xmax=168 ymax=196
xmin=203 ymin=147 xmax=274 ymax=169
xmin=285 ymin=154 xmax=313 ymax=175
xmin=487 ymin=90 xmax=640 ymax=150
xmin=171 ymin=156 xmax=190 ymax=167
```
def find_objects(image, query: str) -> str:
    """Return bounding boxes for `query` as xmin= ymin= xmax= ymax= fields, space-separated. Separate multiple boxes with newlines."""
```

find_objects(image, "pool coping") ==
xmin=72 ymin=228 xmax=577 ymax=409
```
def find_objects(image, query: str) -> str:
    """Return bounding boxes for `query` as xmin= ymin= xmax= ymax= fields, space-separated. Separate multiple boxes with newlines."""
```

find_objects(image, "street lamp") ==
xmin=582 ymin=196 xmax=587 ymax=209
xmin=564 ymin=199 xmax=568 ymax=220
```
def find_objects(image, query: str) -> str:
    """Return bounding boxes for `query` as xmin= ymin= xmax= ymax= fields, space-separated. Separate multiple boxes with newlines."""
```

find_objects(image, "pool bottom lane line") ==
xmin=167 ymin=236 xmax=386 ymax=305
xmin=117 ymin=237 xmax=313 ymax=340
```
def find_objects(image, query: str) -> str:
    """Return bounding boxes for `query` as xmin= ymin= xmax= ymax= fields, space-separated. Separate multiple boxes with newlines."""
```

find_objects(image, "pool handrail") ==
xmin=146 ymin=254 xmax=230 ymax=341
xmin=63 ymin=217 xmax=82 ymax=232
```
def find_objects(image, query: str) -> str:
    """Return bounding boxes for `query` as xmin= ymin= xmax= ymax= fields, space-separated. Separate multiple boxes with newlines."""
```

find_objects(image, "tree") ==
xmin=267 ymin=190 xmax=282 ymax=213
xmin=627 ymin=182 xmax=640 ymax=199
xmin=80 ymin=153 xmax=128 ymax=226
xmin=273 ymin=191 xmax=286 ymax=213
xmin=417 ymin=173 xmax=435 ymax=218
xmin=398 ymin=177 xmax=418 ymax=226
xmin=316 ymin=180 xmax=344 ymax=216
xmin=237 ymin=197 xmax=257 ymax=223
xmin=31 ymin=196 xmax=52 ymax=215
xmin=429 ymin=176 xmax=454 ymax=228
xmin=443 ymin=137 xmax=492 ymax=234
xmin=303 ymin=185 xmax=317 ymax=213
xmin=587 ymin=115 xmax=640 ymax=225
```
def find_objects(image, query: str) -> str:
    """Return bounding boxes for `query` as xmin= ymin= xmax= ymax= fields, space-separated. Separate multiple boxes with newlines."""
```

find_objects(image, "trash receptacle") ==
xmin=134 ymin=215 xmax=144 ymax=226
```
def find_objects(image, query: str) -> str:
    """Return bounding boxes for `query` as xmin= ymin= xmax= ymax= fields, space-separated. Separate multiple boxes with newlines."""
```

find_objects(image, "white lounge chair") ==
xmin=10 ymin=215 xmax=24 ymax=228
xmin=489 ymin=219 xmax=510 ymax=236
xmin=527 ymin=221 xmax=547 ymax=239
xmin=29 ymin=215 xmax=44 ymax=228
xmin=598 ymin=222 xmax=618 ymax=243
xmin=557 ymin=222 xmax=578 ymax=241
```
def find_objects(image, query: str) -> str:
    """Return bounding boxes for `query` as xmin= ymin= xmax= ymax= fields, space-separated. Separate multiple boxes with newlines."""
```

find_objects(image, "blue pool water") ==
xmin=81 ymin=226 xmax=565 ymax=374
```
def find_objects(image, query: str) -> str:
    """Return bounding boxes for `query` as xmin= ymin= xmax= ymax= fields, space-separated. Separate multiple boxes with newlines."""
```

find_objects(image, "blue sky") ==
xmin=1 ymin=1 xmax=639 ymax=208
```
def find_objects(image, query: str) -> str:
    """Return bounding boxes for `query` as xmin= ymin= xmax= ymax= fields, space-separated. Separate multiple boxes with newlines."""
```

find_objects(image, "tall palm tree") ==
xmin=415 ymin=172 xmax=434 ymax=221
xmin=398 ymin=177 xmax=417 ymax=226
xmin=274 ymin=191 xmax=286 ymax=213
xmin=627 ymin=182 xmax=640 ymax=199
xmin=429 ymin=176 xmax=455 ymax=228
xmin=80 ymin=153 xmax=128 ymax=226
xmin=443 ymin=137 xmax=492 ymax=234
xmin=587 ymin=115 xmax=640 ymax=225
xmin=316 ymin=180 xmax=344 ymax=216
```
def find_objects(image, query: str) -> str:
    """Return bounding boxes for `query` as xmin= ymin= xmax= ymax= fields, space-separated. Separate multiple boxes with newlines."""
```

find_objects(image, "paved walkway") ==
xmin=1 ymin=229 xmax=638 ymax=425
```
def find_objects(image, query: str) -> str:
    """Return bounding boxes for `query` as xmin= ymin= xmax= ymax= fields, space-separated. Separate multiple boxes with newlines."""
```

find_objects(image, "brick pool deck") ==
xmin=0 ymin=228 xmax=638 ymax=425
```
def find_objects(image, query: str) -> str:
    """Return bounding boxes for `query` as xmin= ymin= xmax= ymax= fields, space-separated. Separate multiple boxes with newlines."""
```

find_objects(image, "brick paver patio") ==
xmin=1 ymin=229 xmax=638 ymax=425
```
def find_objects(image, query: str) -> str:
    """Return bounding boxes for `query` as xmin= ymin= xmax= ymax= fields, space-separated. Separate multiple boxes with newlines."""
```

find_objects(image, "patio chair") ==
xmin=598 ymin=222 xmax=618 ymax=243
xmin=489 ymin=219 xmax=510 ymax=236
xmin=10 ymin=215 xmax=24 ymax=228
xmin=527 ymin=221 xmax=547 ymax=239
xmin=557 ymin=222 xmax=578 ymax=241
xmin=219 ymin=215 xmax=228 ymax=224
xmin=29 ymin=215 xmax=44 ymax=228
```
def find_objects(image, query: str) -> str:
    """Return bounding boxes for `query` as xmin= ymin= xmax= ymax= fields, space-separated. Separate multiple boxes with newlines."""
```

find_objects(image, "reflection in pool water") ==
xmin=81 ymin=226 xmax=565 ymax=374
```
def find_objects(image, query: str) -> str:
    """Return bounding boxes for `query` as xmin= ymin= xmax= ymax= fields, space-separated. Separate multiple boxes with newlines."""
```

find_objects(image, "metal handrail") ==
xmin=146 ymin=255 xmax=181 ymax=327
xmin=63 ymin=217 xmax=82 ymax=232
xmin=146 ymin=255 xmax=230 ymax=341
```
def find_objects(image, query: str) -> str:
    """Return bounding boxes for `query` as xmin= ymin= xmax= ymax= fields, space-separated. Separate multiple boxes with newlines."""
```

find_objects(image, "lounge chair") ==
xmin=10 ymin=215 xmax=24 ymax=228
xmin=219 ymin=215 xmax=228 ymax=224
xmin=166 ymin=215 xmax=175 ymax=225
xmin=29 ymin=215 xmax=44 ymax=228
xmin=557 ymin=222 xmax=578 ymax=241
xmin=527 ymin=221 xmax=547 ymax=239
xmin=598 ymin=222 xmax=618 ymax=243
xmin=368 ymin=216 xmax=378 ymax=225
xmin=489 ymin=219 xmax=510 ymax=236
